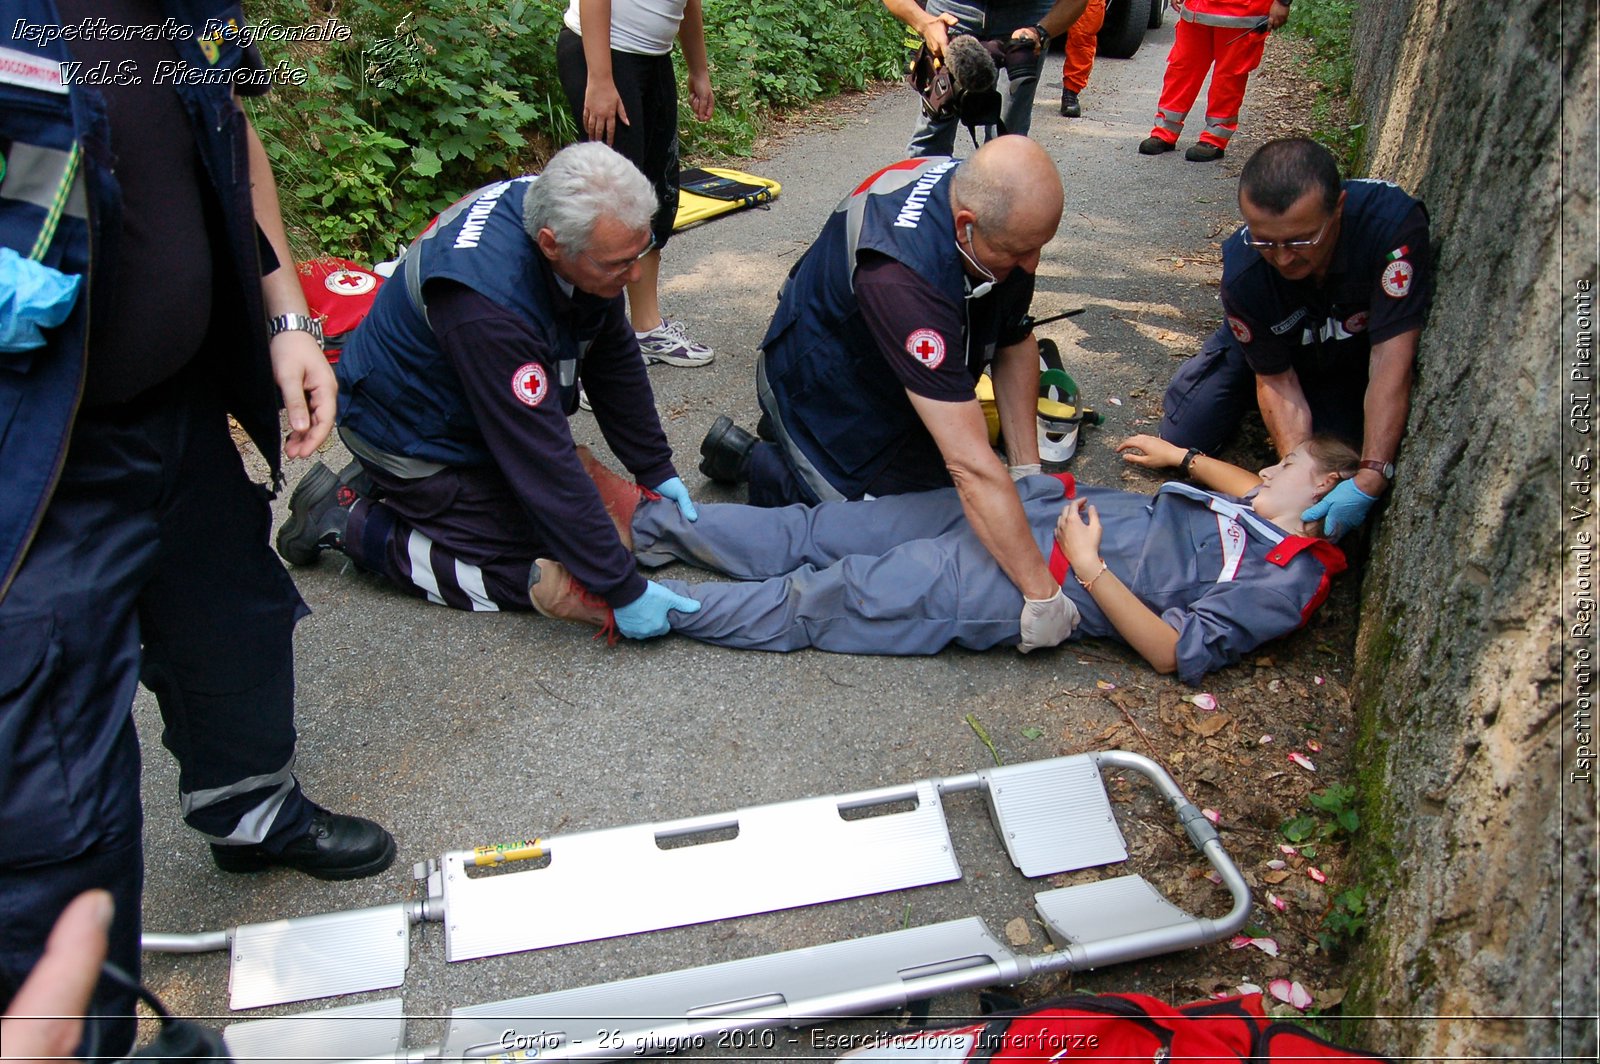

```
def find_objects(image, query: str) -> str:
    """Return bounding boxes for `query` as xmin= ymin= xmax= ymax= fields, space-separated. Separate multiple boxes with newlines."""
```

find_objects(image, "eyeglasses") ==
xmin=1241 ymin=214 xmax=1335 ymax=253
xmin=582 ymin=233 xmax=655 ymax=276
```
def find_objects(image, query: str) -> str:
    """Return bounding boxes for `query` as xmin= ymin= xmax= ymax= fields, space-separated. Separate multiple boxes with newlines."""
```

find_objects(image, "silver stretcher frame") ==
xmin=143 ymin=751 xmax=1252 ymax=1063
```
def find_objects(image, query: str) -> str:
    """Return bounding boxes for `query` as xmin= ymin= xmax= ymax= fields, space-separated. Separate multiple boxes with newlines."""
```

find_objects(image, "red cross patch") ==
xmin=905 ymin=328 xmax=946 ymax=369
xmin=510 ymin=362 xmax=549 ymax=407
xmin=324 ymin=269 xmax=377 ymax=296
xmin=1344 ymin=310 xmax=1369 ymax=334
xmin=1381 ymin=259 xmax=1413 ymax=298
xmin=1226 ymin=315 xmax=1253 ymax=344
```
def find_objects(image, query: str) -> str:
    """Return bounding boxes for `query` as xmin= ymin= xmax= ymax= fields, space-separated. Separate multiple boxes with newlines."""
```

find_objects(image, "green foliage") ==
xmin=249 ymin=0 xmax=572 ymax=260
xmin=248 ymin=0 xmax=903 ymax=260
xmin=1279 ymin=0 xmax=1364 ymax=173
xmin=1281 ymin=783 xmax=1360 ymax=847
xmin=1318 ymin=883 xmax=1369 ymax=955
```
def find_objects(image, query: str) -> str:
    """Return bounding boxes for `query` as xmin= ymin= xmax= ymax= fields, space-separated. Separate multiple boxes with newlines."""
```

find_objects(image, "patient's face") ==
xmin=1252 ymin=446 xmax=1326 ymax=520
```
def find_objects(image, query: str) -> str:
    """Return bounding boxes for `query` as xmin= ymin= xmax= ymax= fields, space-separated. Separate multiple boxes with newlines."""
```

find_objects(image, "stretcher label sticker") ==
xmin=1381 ymin=259 xmax=1413 ymax=298
xmin=511 ymin=362 xmax=549 ymax=407
xmin=1226 ymin=315 xmax=1253 ymax=344
xmin=324 ymin=268 xmax=377 ymax=296
xmin=1343 ymin=310 xmax=1368 ymax=334
xmin=905 ymin=328 xmax=946 ymax=369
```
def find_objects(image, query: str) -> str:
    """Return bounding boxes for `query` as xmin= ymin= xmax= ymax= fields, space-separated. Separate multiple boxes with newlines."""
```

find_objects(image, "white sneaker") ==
xmin=636 ymin=317 xmax=715 ymax=367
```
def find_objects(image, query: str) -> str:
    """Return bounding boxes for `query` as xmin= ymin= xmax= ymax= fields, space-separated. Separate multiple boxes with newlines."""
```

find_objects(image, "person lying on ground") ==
xmin=533 ymin=435 xmax=1359 ymax=682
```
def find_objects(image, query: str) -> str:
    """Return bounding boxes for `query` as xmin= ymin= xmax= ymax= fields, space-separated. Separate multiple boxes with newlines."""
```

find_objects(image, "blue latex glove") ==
xmin=1301 ymin=478 xmax=1379 ymax=539
xmin=0 ymin=247 xmax=81 ymax=353
xmin=653 ymin=476 xmax=698 ymax=521
xmin=613 ymin=580 xmax=701 ymax=639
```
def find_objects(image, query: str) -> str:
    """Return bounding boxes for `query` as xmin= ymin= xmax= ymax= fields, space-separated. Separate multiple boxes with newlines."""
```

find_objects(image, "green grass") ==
xmin=1280 ymin=0 xmax=1364 ymax=173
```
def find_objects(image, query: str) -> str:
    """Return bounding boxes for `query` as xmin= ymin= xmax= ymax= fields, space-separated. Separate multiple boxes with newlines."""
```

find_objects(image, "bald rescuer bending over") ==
xmin=698 ymin=136 xmax=1078 ymax=653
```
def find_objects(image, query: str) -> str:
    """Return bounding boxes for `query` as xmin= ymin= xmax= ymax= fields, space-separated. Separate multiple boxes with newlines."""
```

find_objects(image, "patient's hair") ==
xmin=1301 ymin=434 xmax=1363 ymax=539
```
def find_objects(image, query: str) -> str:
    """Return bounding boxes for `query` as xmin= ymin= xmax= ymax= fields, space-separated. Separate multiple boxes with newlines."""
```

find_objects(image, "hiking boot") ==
xmin=575 ymin=445 xmax=657 ymax=550
xmin=211 ymin=806 xmax=395 ymax=881
xmin=1059 ymin=90 xmax=1081 ymax=118
xmin=637 ymin=316 xmax=715 ymax=367
xmin=1185 ymin=142 xmax=1225 ymax=162
xmin=529 ymin=559 xmax=616 ymax=639
xmin=1139 ymin=135 xmax=1176 ymax=155
xmin=698 ymin=415 xmax=757 ymax=484
xmin=276 ymin=461 xmax=365 ymax=566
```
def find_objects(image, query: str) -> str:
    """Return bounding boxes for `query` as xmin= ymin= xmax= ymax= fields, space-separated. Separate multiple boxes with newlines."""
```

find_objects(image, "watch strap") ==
xmin=268 ymin=312 xmax=324 ymax=345
xmin=1359 ymin=459 xmax=1395 ymax=480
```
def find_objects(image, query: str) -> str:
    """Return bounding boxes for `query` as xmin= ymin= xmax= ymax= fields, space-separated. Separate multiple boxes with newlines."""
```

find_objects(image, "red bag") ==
xmin=836 ymin=992 xmax=1392 ymax=1063
xmin=296 ymin=256 xmax=384 ymax=363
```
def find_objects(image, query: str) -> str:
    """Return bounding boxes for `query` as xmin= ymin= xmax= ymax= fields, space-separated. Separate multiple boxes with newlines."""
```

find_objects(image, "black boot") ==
xmin=1185 ymin=142 xmax=1225 ymax=162
xmin=1059 ymin=90 xmax=1081 ymax=118
xmin=275 ymin=461 xmax=365 ymax=566
xmin=211 ymin=806 xmax=396 ymax=880
xmin=1139 ymin=135 xmax=1175 ymax=155
xmin=698 ymin=416 xmax=758 ymax=484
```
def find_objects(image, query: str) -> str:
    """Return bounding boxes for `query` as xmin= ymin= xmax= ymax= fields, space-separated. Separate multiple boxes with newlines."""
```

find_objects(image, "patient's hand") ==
xmin=1055 ymin=497 xmax=1103 ymax=568
xmin=1116 ymin=434 xmax=1186 ymax=470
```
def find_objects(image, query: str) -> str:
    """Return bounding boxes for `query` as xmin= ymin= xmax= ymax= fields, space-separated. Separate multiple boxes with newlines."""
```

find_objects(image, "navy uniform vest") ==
xmin=0 ymin=0 xmax=278 ymax=600
xmin=1221 ymin=178 xmax=1430 ymax=378
xmin=759 ymin=157 xmax=1005 ymax=500
xmin=337 ymin=177 xmax=604 ymax=469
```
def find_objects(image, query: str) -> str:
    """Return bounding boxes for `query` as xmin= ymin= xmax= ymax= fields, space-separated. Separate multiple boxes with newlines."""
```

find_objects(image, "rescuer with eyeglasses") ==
xmin=1159 ymin=138 xmax=1433 ymax=537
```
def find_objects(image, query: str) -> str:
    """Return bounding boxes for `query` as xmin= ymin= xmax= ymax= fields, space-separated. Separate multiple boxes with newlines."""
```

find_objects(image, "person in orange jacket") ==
xmin=1139 ymin=0 xmax=1290 ymax=160
xmin=1058 ymin=0 xmax=1105 ymax=117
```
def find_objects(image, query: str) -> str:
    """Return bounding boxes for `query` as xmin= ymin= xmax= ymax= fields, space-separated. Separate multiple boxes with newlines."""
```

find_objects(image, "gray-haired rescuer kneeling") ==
xmin=535 ymin=435 xmax=1357 ymax=684
xmin=276 ymin=142 xmax=699 ymax=639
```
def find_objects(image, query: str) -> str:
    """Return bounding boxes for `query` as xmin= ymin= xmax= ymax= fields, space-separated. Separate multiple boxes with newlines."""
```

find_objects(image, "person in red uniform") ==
xmin=1058 ymin=0 xmax=1104 ymax=118
xmin=1139 ymin=0 xmax=1291 ymax=161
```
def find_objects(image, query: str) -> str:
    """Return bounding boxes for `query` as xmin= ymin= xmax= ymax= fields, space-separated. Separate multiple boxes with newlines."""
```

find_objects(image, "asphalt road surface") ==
xmin=135 ymin=21 xmax=1289 ymax=1057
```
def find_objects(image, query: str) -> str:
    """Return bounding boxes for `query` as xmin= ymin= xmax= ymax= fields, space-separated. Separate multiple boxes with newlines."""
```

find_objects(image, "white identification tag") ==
xmin=0 ymin=46 xmax=68 ymax=95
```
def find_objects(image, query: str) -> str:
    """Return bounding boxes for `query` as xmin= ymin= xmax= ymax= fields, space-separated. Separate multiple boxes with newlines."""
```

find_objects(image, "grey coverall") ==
xmin=635 ymin=475 xmax=1345 ymax=684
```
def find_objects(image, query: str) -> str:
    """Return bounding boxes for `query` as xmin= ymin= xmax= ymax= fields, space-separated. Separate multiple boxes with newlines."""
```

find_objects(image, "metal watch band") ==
xmin=268 ymin=312 xmax=324 ymax=345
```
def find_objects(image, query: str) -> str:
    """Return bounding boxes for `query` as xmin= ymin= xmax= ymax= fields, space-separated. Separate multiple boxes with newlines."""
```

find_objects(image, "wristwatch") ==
xmin=1360 ymin=459 xmax=1395 ymax=480
xmin=1030 ymin=22 xmax=1049 ymax=44
xmin=1181 ymin=446 xmax=1205 ymax=476
xmin=268 ymin=312 xmax=324 ymax=346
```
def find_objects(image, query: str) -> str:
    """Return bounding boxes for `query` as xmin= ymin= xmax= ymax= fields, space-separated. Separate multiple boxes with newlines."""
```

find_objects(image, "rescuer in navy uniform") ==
xmin=277 ymin=143 xmax=702 ymax=637
xmin=1159 ymin=138 xmax=1433 ymax=537
xmin=0 ymin=1 xmax=394 ymax=1050
xmin=698 ymin=136 xmax=1078 ymax=654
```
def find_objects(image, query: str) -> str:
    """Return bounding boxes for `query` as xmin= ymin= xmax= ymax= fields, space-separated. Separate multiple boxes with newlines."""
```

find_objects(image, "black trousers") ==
xmin=0 ymin=363 xmax=312 ymax=1049
xmin=556 ymin=26 xmax=682 ymax=250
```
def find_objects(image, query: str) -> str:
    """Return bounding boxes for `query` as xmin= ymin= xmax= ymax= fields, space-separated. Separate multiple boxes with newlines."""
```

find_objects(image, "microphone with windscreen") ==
xmin=907 ymin=31 xmax=1002 ymax=138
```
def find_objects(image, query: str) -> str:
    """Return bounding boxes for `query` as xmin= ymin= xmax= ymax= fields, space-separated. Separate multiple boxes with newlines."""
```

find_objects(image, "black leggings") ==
xmin=556 ymin=27 xmax=680 ymax=249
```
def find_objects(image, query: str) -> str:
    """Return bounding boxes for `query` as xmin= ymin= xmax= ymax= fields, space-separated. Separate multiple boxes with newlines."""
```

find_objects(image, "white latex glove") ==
xmin=1018 ymin=589 xmax=1080 ymax=653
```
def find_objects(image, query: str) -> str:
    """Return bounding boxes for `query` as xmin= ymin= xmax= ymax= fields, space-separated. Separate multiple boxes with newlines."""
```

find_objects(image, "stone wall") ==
xmin=1346 ymin=1 xmax=1595 ymax=1057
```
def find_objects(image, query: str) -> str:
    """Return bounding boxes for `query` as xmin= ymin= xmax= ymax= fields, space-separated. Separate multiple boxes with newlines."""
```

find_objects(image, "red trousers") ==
xmin=1149 ymin=16 xmax=1267 ymax=147
xmin=1062 ymin=0 xmax=1106 ymax=94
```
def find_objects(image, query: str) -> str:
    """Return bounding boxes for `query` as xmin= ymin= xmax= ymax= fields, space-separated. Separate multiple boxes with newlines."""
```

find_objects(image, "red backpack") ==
xmin=295 ymin=256 xmax=384 ymax=363
xmin=837 ymin=992 xmax=1391 ymax=1063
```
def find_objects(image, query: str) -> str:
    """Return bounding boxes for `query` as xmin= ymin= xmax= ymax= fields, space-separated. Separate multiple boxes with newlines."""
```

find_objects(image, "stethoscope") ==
xmin=957 ymin=223 xmax=997 ymax=299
